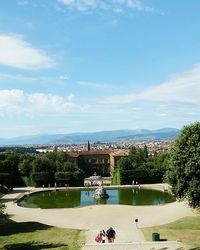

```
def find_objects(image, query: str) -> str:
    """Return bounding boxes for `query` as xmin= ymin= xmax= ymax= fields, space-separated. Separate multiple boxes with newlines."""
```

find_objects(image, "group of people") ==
xmin=95 ymin=227 xmax=116 ymax=243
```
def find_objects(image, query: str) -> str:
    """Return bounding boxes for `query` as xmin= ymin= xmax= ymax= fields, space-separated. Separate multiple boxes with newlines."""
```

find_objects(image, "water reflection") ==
xmin=19 ymin=188 xmax=175 ymax=209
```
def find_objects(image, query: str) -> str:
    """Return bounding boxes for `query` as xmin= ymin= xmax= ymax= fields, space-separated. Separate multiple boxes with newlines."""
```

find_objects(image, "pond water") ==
xmin=19 ymin=188 xmax=175 ymax=209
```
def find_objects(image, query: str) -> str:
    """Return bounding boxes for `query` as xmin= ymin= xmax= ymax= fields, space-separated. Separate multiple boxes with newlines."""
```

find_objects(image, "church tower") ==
xmin=87 ymin=141 xmax=91 ymax=151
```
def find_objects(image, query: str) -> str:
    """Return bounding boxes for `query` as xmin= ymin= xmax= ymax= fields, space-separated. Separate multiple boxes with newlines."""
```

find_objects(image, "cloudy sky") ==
xmin=0 ymin=0 xmax=200 ymax=138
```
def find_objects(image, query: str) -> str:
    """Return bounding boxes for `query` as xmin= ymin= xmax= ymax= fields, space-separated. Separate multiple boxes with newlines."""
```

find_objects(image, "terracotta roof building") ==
xmin=69 ymin=149 xmax=128 ymax=177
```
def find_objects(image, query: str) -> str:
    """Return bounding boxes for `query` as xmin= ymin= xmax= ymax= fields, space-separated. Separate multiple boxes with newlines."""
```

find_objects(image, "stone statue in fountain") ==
xmin=93 ymin=185 xmax=109 ymax=199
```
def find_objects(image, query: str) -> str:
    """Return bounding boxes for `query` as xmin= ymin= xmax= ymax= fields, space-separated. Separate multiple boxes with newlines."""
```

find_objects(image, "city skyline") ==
xmin=0 ymin=1 xmax=200 ymax=138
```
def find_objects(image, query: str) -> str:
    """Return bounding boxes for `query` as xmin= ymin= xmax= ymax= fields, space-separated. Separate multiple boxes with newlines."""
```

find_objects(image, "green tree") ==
xmin=118 ymin=157 xmax=133 ymax=184
xmin=55 ymin=171 xmax=72 ymax=182
xmin=129 ymin=146 xmax=148 ymax=169
xmin=46 ymin=151 xmax=69 ymax=173
xmin=2 ymin=153 xmax=20 ymax=175
xmin=0 ymin=173 xmax=13 ymax=186
xmin=31 ymin=157 xmax=54 ymax=186
xmin=117 ymin=146 xmax=169 ymax=185
xmin=18 ymin=158 xmax=33 ymax=176
xmin=32 ymin=157 xmax=53 ymax=173
xmin=0 ymin=153 xmax=21 ymax=186
xmin=46 ymin=151 xmax=68 ymax=164
xmin=152 ymin=152 xmax=170 ymax=176
xmin=166 ymin=122 xmax=200 ymax=208
xmin=31 ymin=172 xmax=51 ymax=186
xmin=55 ymin=161 xmax=84 ymax=186
xmin=0 ymin=203 xmax=6 ymax=221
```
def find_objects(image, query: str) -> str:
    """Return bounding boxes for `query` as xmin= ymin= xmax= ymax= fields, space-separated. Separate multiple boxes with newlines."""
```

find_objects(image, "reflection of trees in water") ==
xmin=118 ymin=189 xmax=134 ymax=205
xmin=24 ymin=190 xmax=81 ymax=208
xmin=118 ymin=188 xmax=175 ymax=206
xmin=63 ymin=190 xmax=81 ymax=208
xmin=85 ymin=191 xmax=90 ymax=196
xmin=94 ymin=198 xmax=108 ymax=205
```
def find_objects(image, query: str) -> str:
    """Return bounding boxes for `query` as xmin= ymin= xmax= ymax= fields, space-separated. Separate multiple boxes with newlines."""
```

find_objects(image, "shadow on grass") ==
xmin=156 ymin=248 xmax=168 ymax=250
xmin=189 ymin=248 xmax=200 ymax=250
xmin=0 ymin=198 xmax=16 ymax=202
xmin=0 ymin=221 xmax=52 ymax=236
xmin=3 ymin=241 xmax=67 ymax=250
xmin=156 ymin=247 xmax=184 ymax=250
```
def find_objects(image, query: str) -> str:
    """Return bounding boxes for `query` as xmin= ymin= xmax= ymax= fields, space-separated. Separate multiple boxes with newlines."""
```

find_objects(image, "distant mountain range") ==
xmin=0 ymin=128 xmax=180 ymax=146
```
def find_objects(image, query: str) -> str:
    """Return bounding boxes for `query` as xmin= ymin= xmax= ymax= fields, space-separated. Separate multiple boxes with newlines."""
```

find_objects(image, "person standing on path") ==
xmin=101 ymin=230 xmax=106 ymax=243
xmin=106 ymin=227 xmax=116 ymax=243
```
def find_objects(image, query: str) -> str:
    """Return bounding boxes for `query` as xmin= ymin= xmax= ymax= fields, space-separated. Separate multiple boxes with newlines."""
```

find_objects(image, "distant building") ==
xmin=69 ymin=149 xmax=128 ymax=177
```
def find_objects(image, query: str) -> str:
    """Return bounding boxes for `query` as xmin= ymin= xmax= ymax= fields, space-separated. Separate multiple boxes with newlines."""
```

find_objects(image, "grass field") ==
xmin=142 ymin=216 xmax=200 ymax=250
xmin=0 ymin=220 xmax=85 ymax=250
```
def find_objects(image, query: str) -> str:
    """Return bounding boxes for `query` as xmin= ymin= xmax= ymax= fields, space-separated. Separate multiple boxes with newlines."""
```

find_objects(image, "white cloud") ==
xmin=18 ymin=1 xmax=28 ymax=6
xmin=58 ymin=0 xmax=96 ymax=12
xmin=101 ymin=65 xmax=200 ymax=105
xmin=67 ymin=93 xmax=75 ymax=102
xmin=0 ymin=89 xmax=79 ymax=117
xmin=79 ymin=81 xmax=111 ymax=88
xmin=0 ymin=73 xmax=36 ymax=82
xmin=58 ymin=0 xmax=154 ymax=13
xmin=0 ymin=73 xmax=70 ymax=83
xmin=0 ymin=34 xmax=54 ymax=69
xmin=58 ymin=74 xmax=70 ymax=80
xmin=0 ymin=89 xmax=24 ymax=106
xmin=125 ymin=0 xmax=154 ymax=12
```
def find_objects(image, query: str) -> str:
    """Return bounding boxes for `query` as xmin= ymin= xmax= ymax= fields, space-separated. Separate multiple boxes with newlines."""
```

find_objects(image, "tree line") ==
xmin=113 ymin=122 xmax=200 ymax=208
xmin=0 ymin=151 xmax=84 ymax=187
xmin=113 ymin=145 xmax=169 ymax=185
xmin=165 ymin=122 xmax=200 ymax=208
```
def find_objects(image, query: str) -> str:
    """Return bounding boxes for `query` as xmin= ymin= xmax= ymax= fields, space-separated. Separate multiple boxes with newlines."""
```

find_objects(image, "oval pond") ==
xmin=19 ymin=188 xmax=175 ymax=209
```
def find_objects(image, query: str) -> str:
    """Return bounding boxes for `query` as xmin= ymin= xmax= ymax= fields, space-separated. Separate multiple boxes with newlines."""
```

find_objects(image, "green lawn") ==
xmin=142 ymin=216 xmax=200 ymax=250
xmin=0 ymin=220 xmax=85 ymax=250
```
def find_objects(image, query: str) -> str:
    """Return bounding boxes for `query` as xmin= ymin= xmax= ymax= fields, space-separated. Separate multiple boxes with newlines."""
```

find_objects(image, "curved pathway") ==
xmin=1 ymin=186 xmax=196 ymax=246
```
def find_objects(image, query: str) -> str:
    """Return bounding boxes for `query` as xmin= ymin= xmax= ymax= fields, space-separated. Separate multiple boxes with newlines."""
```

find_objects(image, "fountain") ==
xmin=93 ymin=185 xmax=109 ymax=199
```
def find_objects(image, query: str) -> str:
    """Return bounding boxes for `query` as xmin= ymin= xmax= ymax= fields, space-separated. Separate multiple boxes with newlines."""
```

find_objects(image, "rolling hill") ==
xmin=0 ymin=128 xmax=180 ymax=145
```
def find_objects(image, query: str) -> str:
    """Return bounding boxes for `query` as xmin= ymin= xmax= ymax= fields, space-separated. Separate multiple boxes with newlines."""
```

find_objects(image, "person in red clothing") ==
xmin=95 ymin=233 xmax=101 ymax=243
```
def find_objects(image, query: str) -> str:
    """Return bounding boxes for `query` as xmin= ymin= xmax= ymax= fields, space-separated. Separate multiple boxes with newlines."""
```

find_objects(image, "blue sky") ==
xmin=0 ymin=0 xmax=200 ymax=138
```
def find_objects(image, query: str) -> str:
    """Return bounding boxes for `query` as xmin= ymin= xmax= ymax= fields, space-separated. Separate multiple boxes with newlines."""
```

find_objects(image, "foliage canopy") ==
xmin=116 ymin=146 xmax=169 ymax=185
xmin=0 ymin=150 xmax=84 ymax=187
xmin=166 ymin=122 xmax=200 ymax=208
